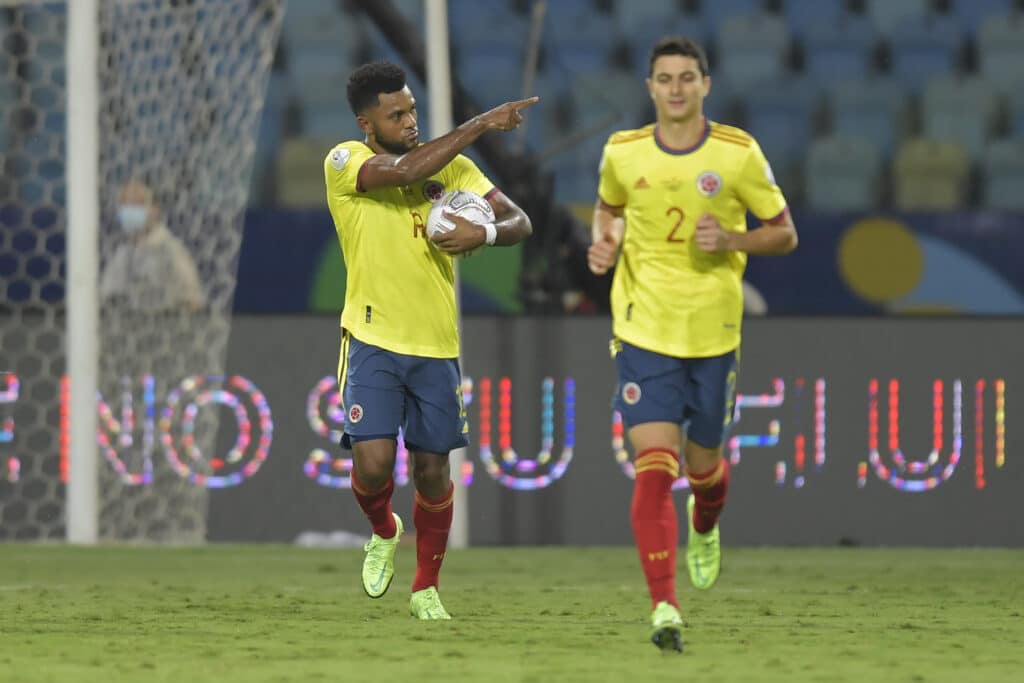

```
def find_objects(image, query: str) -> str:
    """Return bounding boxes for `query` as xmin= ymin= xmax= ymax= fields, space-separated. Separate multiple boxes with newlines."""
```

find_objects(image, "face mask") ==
xmin=117 ymin=204 xmax=148 ymax=234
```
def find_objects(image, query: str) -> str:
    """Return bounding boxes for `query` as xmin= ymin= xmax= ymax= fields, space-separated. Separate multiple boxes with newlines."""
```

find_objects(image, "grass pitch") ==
xmin=0 ymin=545 xmax=1021 ymax=682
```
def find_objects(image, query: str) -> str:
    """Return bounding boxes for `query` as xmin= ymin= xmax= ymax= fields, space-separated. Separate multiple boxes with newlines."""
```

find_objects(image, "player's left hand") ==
xmin=430 ymin=210 xmax=488 ymax=254
xmin=694 ymin=213 xmax=732 ymax=253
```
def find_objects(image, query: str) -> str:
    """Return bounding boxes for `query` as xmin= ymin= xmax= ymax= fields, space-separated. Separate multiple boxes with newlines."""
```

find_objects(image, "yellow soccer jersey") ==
xmin=324 ymin=140 xmax=495 ymax=358
xmin=597 ymin=120 xmax=788 ymax=358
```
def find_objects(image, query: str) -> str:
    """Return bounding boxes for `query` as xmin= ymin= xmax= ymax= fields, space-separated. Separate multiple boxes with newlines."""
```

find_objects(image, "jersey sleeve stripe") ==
xmin=760 ymin=206 xmax=790 ymax=224
xmin=598 ymin=195 xmax=624 ymax=210
xmin=355 ymin=159 xmax=370 ymax=193
xmin=709 ymin=131 xmax=752 ymax=147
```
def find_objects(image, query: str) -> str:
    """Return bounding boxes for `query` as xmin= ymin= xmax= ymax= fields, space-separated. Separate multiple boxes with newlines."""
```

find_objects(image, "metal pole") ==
xmin=66 ymin=0 xmax=100 ymax=544
xmin=424 ymin=0 xmax=468 ymax=549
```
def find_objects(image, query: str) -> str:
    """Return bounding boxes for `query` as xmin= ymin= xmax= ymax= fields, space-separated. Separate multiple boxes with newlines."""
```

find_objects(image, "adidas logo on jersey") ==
xmin=634 ymin=176 xmax=650 ymax=190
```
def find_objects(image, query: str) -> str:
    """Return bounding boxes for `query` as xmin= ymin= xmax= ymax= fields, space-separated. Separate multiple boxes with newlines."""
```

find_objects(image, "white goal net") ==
xmin=0 ymin=0 xmax=284 ymax=541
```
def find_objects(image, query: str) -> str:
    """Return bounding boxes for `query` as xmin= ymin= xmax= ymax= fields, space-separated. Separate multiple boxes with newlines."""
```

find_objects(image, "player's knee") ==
xmin=411 ymin=454 xmax=450 ymax=488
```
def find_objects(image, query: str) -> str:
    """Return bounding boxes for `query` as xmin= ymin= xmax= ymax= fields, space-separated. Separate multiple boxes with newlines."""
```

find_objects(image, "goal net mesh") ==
xmin=0 ymin=0 xmax=284 ymax=541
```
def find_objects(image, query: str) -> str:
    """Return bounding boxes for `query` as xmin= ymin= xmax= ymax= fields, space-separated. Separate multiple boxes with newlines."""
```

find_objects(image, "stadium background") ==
xmin=0 ymin=0 xmax=1022 ymax=547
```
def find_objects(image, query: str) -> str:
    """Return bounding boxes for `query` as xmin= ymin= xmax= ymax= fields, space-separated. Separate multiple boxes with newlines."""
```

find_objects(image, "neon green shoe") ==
xmin=650 ymin=601 xmax=683 ymax=653
xmin=361 ymin=513 xmax=403 ymax=598
xmin=686 ymin=494 xmax=721 ymax=590
xmin=409 ymin=586 xmax=452 ymax=620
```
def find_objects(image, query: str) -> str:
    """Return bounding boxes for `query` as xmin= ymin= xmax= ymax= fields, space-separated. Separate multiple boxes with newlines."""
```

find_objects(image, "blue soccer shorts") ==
xmin=612 ymin=338 xmax=738 ymax=449
xmin=337 ymin=331 xmax=469 ymax=454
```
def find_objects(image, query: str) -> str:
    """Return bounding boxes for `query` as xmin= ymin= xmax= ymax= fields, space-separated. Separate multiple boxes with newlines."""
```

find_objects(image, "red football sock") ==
xmin=351 ymin=470 xmax=397 ymax=538
xmin=412 ymin=482 xmax=454 ymax=592
xmin=686 ymin=458 xmax=730 ymax=534
xmin=631 ymin=448 xmax=680 ymax=609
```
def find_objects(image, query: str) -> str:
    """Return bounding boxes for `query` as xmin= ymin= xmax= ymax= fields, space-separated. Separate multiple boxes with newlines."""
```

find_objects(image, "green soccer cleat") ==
xmin=649 ymin=601 xmax=683 ymax=653
xmin=361 ymin=513 xmax=403 ymax=598
xmin=409 ymin=586 xmax=452 ymax=620
xmin=686 ymin=494 xmax=721 ymax=590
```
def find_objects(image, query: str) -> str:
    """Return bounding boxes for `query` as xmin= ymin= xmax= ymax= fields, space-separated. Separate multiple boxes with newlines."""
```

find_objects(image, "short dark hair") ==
xmin=346 ymin=62 xmax=407 ymax=115
xmin=648 ymin=37 xmax=708 ymax=77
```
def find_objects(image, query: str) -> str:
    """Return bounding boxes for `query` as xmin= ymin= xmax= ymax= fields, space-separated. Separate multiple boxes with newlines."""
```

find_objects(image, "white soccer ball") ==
xmin=426 ymin=189 xmax=495 ymax=240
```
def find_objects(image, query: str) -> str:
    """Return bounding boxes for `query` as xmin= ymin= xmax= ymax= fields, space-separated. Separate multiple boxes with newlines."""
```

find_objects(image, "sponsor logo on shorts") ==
xmin=622 ymin=382 xmax=642 ymax=405
xmin=348 ymin=404 xmax=364 ymax=423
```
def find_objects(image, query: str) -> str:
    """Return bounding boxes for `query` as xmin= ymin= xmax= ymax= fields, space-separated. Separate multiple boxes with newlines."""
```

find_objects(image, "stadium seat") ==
xmin=982 ymin=138 xmax=1024 ymax=210
xmin=459 ymin=45 xmax=526 ymax=109
xmin=864 ymin=0 xmax=931 ymax=37
xmin=977 ymin=12 xmax=1024 ymax=95
xmin=780 ymin=0 xmax=848 ymax=41
xmin=892 ymin=138 xmax=971 ymax=211
xmin=611 ymin=0 xmax=686 ymax=36
xmin=827 ymin=79 xmax=909 ymax=155
xmin=570 ymin=69 xmax=644 ymax=129
xmin=803 ymin=14 xmax=878 ymax=85
xmin=715 ymin=12 xmax=791 ymax=89
xmin=947 ymin=0 xmax=1015 ymax=34
xmin=805 ymin=135 xmax=884 ymax=211
xmin=275 ymin=137 xmax=334 ymax=208
xmin=697 ymin=0 xmax=763 ymax=39
xmin=1008 ymin=86 xmax=1024 ymax=137
xmin=624 ymin=16 xmax=694 ymax=77
xmin=886 ymin=15 xmax=964 ymax=93
xmin=921 ymin=75 xmax=999 ymax=161
xmin=281 ymin=0 xmax=361 ymax=54
xmin=741 ymin=81 xmax=818 ymax=192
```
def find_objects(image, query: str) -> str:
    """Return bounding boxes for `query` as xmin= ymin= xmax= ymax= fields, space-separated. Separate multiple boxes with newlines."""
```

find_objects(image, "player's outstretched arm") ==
xmin=358 ymin=97 xmax=540 ymax=192
xmin=587 ymin=199 xmax=625 ymax=275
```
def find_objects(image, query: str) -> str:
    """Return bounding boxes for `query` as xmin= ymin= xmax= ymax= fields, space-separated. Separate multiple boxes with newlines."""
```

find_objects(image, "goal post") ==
xmin=0 ymin=0 xmax=285 ymax=542
xmin=66 ymin=0 xmax=100 ymax=545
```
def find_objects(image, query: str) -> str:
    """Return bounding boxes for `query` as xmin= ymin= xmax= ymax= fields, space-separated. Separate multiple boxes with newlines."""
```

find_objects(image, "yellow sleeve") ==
xmin=597 ymin=141 xmax=626 ymax=207
xmin=324 ymin=141 xmax=376 ymax=198
xmin=736 ymin=139 xmax=788 ymax=222
xmin=443 ymin=153 xmax=495 ymax=198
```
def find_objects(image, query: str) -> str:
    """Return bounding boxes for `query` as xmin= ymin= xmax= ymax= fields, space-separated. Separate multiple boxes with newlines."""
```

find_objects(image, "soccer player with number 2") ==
xmin=587 ymin=38 xmax=798 ymax=652
xmin=324 ymin=62 xmax=535 ymax=620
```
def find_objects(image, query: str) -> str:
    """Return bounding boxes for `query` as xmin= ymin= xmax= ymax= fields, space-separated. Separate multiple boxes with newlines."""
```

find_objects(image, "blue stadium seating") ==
xmin=827 ymin=78 xmax=908 ymax=157
xmin=982 ymin=139 xmax=1024 ymax=210
xmin=805 ymin=135 xmax=884 ymax=211
xmin=864 ymin=0 xmax=931 ymax=37
xmin=780 ymin=0 xmax=848 ymax=40
xmin=886 ymin=15 xmax=964 ymax=93
xmin=715 ymin=12 xmax=791 ymax=89
xmin=802 ymin=15 xmax=878 ymax=85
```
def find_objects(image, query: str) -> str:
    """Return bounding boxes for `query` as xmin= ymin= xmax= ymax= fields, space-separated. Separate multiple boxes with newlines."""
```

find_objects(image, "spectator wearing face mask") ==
xmin=99 ymin=179 xmax=206 ymax=312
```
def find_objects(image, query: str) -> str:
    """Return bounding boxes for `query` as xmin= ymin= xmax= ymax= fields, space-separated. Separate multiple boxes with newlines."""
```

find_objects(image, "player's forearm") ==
xmin=727 ymin=223 xmax=798 ymax=255
xmin=591 ymin=204 xmax=625 ymax=245
xmin=390 ymin=117 xmax=490 ymax=185
xmin=492 ymin=207 xmax=532 ymax=246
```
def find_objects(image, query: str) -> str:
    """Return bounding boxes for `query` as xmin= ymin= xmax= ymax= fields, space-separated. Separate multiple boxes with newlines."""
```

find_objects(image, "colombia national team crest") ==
xmin=622 ymin=382 xmax=642 ymax=405
xmin=422 ymin=180 xmax=445 ymax=202
xmin=348 ymin=404 xmax=364 ymax=424
xmin=696 ymin=171 xmax=723 ymax=197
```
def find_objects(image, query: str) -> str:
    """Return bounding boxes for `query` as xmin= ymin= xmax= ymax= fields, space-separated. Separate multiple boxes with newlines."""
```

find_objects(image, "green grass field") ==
xmin=1 ymin=545 xmax=1022 ymax=683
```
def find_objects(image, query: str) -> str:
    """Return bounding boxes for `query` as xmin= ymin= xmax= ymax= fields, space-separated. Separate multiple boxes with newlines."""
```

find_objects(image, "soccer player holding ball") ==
xmin=324 ymin=62 xmax=535 ymax=619
xmin=587 ymin=38 xmax=798 ymax=652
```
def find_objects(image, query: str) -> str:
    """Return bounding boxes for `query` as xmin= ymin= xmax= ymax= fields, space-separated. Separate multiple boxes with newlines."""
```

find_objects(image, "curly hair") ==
xmin=346 ymin=62 xmax=407 ymax=115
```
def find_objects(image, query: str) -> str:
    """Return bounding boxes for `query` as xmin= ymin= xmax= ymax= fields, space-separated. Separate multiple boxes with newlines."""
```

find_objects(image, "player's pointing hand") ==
xmin=479 ymin=96 xmax=540 ymax=131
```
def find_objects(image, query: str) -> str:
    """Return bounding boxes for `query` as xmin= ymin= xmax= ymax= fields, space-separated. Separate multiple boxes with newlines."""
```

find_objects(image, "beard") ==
xmin=375 ymin=132 xmax=416 ymax=155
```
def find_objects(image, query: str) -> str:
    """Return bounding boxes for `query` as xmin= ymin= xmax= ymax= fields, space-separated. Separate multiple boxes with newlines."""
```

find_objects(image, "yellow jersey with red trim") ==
xmin=324 ymin=141 xmax=494 ymax=358
xmin=597 ymin=120 xmax=788 ymax=358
